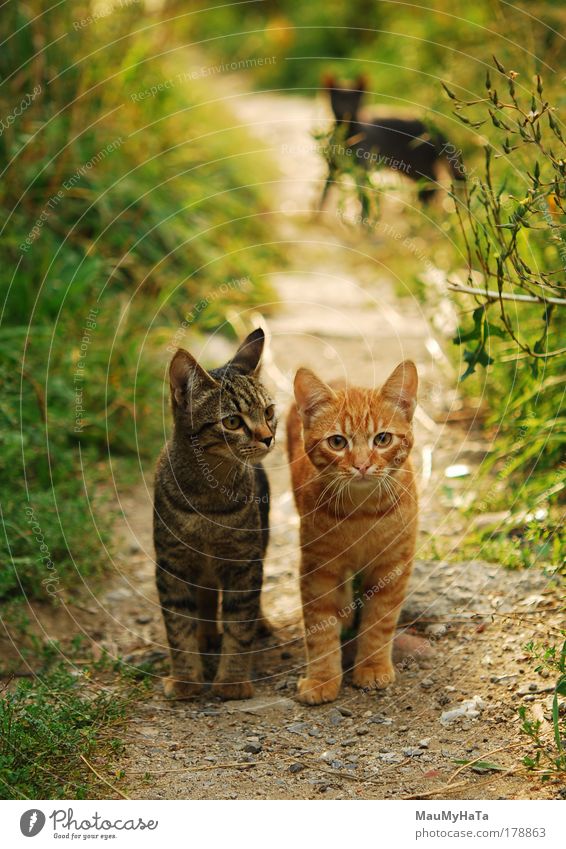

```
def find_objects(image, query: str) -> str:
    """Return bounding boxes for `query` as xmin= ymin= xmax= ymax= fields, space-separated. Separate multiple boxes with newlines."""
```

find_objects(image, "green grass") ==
xmin=0 ymin=656 xmax=144 ymax=800
xmin=0 ymin=3 xmax=283 ymax=607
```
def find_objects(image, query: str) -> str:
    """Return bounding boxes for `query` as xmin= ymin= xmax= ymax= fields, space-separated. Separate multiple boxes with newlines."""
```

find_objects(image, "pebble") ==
xmin=403 ymin=747 xmax=424 ymax=758
xmin=331 ymin=759 xmax=345 ymax=769
xmin=379 ymin=752 xmax=404 ymax=764
xmin=328 ymin=708 xmax=344 ymax=726
xmin=421 ymin=677 xmax=435 ymax=689
xmin=336 ymin=706 xmax=353 ymax=717
xmin=367 ymin=713 xmax=393 ymax=725
xmin=356 ymin=727 xmax=369 ymax=736
xmin=289 ymin=762 xmax=306 ymax=774
xmin=425 ymin=623 xmax=447 ymax=638
xmin=286 ymin=722 xmax=309 ymax=735
xmin=243 ymin=743 xmax=262 ymax=754
xmin=308 ymin=727 xmax=323 ymax=738
xmin=418 ymin=738 xmax=431 ymax=749
xmin=440 ymin=696 xmax=485 ymax=726
xmin=340 ymin=738 xmax=357 ymax=747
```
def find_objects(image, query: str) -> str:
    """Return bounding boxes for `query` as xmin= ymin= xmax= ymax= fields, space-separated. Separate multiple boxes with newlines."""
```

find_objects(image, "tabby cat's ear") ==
xmin=229 ymin=328 xmax=265 ymax=375
xmin=169 ymin=348 xmax=217 ymax=406
xmin=294 ymin=368 xmax=337 ymax=421
xmin=381 ymin=360 xmax=418 ymax=421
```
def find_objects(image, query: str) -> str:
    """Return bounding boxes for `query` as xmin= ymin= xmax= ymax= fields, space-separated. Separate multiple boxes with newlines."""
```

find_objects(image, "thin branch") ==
xmin=448 ymin=282 xmax=566 ymax=306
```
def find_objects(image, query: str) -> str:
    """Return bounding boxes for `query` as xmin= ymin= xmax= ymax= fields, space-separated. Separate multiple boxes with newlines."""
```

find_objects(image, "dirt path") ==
xmin=82 ymin=89 xmax=562 ymax=799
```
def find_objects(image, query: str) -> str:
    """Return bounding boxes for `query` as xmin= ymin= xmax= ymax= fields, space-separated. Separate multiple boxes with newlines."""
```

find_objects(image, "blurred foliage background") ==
xmin=0 ymin=0 xmax=563 ymax=614
xmin=0 ymin=0 xmax=564 ymax=799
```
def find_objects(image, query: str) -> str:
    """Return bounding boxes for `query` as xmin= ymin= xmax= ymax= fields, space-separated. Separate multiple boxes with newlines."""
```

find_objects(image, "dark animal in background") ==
xmin=320 ymin=74 xmax=465 ymax=208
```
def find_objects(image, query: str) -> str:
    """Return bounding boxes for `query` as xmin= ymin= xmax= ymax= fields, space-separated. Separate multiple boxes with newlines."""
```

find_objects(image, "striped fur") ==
xmin=154 ymin=329 xmax=277 ymax=699
xmin=286 ymin=361 xmax=419 ymax=705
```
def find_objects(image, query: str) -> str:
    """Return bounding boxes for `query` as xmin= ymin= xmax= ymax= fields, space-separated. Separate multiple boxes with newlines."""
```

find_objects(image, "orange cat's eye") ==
xmin=265 ymin=404 xmax=275 ymax=420
xmin=222 ymin=415 xmax=243 ymax=430
xmin=374 ymin=432 xmax=392 ymax=447
xmin=327 ymin=434 xmax=347 ymax=451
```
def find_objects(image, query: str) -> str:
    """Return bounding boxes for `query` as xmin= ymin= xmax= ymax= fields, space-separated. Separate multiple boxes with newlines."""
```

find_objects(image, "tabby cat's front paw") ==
xmin=163 ymin=676 xmax=204 ymax=700
xmin=296 ymin=676 xmax=341 ymax=705
xmin=212 ymin=680 xmax=254 ymax=700
xmin=352 ymin=662 xmax=396 ymax=691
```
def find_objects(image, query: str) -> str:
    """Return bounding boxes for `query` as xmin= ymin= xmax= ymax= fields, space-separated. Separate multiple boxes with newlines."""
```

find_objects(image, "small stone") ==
xmin=308 ymin=726 xmax=323 ymax=738
xmin=418 ymin=738 xmax=431 ymax=749
xmin=523 ymin=694 xmax=535 ymax=702
xmin=336 ymin=706 xmax=353 ymax=717
xmin=379 ymin=752 xmax=403 ymax=764
xmin=367 ymin=713 xmax=393 ymax=725
xmin=421 ymin=677 xmax=434 ymax=689
xmin=340 ymin=738 xmax=357 ymax=747
xmin=328 ymin=708 xmax=344 ymax=726
xmin=425 ymin=623 xmax=447 ymax=638
xmin=356 ymin=727 xmax=369 ymax=736
xmin=403 ymin=747 xmax=424 ymax=757
xmin=286 ymin=722 xmax=309 ymax=736
xmin=331 ymin=759 xmax=345 ymax=769
xmin=326 ymin=738 xmax=336 ymax=744
xmin=243 ymin=743 xmax=262 ymax=754
xmin=289 ymin=762 xmax=306 ymax=774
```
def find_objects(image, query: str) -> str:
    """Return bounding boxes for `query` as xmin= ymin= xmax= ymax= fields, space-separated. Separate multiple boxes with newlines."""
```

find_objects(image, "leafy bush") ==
xmin=0 ymin=3 xmax=282 ymax=602
xmin=0 ymin=662 xmax=128 ymax=799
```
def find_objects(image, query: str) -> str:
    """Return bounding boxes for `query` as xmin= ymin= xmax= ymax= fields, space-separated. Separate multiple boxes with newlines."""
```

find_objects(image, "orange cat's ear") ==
xmin=169 ymin=348 xmax=217 ymax=407
xmin=381 ymin=360 xmax=418 ymax=420
xmin=294 ymin=368 xmax=336 ymax=421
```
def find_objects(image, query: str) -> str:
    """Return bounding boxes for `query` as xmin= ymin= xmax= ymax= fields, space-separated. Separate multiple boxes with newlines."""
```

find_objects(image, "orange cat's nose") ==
xmin=353 ymin=460 xmax=371 ymax=476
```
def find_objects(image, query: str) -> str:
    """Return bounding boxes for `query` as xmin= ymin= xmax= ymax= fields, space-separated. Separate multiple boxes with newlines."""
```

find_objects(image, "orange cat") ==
xmin=286 ymin=362 xmax=418 ymax=705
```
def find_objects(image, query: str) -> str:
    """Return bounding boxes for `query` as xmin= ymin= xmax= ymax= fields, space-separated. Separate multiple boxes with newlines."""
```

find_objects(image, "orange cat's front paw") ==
xmin=296 ymin=676 xmax=341 ymax=705
xmin=352 ymin=662 xmax=396 ymax=691
xmin=163 ymin=676 xmax=203 ymax=700
xmin=212 ymin=680 xmax=254 ymax=700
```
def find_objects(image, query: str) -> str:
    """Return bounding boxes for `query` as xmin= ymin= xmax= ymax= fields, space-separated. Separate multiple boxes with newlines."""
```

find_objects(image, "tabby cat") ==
xmin=154 ymin=328 xmax=276 ymax=700
xmin=286 ymin=361 xmax=418 ymax=705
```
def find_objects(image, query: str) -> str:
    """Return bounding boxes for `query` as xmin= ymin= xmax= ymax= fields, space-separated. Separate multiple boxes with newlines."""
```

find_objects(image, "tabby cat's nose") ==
xmin=260 ymin=436 xmax=273 ymax=447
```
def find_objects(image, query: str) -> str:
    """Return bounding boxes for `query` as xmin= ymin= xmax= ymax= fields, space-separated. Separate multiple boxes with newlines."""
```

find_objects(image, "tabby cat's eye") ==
xmin=265 ymin=404 xmax=275 ymax=420
xmin=222 ymin=415 xmax=243 ymax=430
xmin=374 ymin=432 xmax=392 ymax=447
xmin=327 ymin=434 xmax=347 ymax=451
